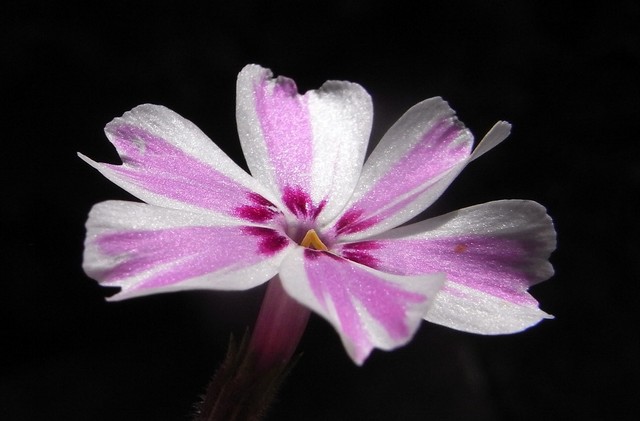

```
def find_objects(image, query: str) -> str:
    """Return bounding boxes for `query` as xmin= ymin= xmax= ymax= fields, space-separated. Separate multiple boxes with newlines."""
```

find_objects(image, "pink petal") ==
xmin=79 ymin=104 xmax=280 ymax=222
xmin=83 ymin=201 xmax=294 ymax=300
xmin=327 ymin=98 xmax=510 ymax=240
xmin=336 ymin=200 xmax=555 ymax=333
xmin=236 ymin=64 xmax=372 ymax=225
xmin=279 ymin=247 xmax=444 ymax=364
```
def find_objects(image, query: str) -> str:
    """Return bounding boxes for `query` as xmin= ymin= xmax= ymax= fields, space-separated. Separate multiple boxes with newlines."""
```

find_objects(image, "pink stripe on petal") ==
xmin=330 ymin=105 xmax=474 ymax=238
xmin=238 ymin=65 xmax=373 ymax=224
xmin=355 ymin=118 xmax=469 ymax=213
xmin=280 ymin=249 xmax=439 ymax=364
xmin=97 ymin=124 xmax=274 ymax=220
xmin=303 ymin=252 xmax=371 ymax=357
xmin=242 ymin=226 xmax=291 ymax=255
xmin=346 ymin=235 xmax=543 ymax=306
xmin=333 ymin=209 xmax=381 ymax=236
xmin=333 ymin=180 xmax=448 ymax=237
xmin=233 ymin=192 xmax=282 ymax=223
xmin=254 ymin=76 xmax=314 ymax=193
xmin=94 ymin=225 xmax=289 ymax=291
xmin=282 ymin=185 xmax=326 ymax=220
xmin=339 ymin=240 xmax=382 ymax=268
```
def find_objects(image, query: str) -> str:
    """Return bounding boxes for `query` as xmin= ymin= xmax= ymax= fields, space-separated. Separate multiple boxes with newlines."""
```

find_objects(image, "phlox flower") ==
xmin=80 ymin=64 xmax=555 ymax=365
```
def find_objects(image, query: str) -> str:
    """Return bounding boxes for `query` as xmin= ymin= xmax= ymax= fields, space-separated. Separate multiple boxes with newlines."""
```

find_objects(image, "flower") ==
xmin=80 ymin=64 xmax=555 ymax=365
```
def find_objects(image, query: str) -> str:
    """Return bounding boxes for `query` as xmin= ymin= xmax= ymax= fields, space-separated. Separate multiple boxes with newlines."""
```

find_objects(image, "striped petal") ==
xmin=83 ymin=201 xmax=294 ymax=300
xmin=327 ymin=97 xmax=511 ymax=240
xmin=279 ymin=247 xmax=444 ymax=364
xmin=236 ymin=64 xmax=372 ymax=225
xmin=336 ymin=200 xmax=555 ymax=333
xmin=79 ymin=104 xmax=281 ymax=223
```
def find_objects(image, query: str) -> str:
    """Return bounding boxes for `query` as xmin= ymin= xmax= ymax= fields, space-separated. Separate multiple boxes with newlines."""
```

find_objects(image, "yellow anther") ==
xmin=300 ymin=229 xmax=328 ymax=251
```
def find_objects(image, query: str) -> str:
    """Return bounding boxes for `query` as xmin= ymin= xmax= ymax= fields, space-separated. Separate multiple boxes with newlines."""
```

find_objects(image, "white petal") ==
xmin=79 ymin=104 xmax=278 ymax=219
xmin=325 ymin=97 xmax=474 ymax=240
xmin=83 ymin=201 xmax=294 ymax=300
xmin=336 ymin=200 xmax=556 ymax=334
xmin=279 ymin=247 xmax=444 ymax=364
xmin=236 ymin=64 xmax=372 ymax=224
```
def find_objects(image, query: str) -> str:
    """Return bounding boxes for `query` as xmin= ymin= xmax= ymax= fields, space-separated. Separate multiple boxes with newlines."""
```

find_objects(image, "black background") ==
xmin=2 ymin=1 xmax=638 ymax=420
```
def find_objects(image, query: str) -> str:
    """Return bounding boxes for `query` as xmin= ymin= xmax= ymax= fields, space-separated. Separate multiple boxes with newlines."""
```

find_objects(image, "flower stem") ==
xmin=195 ymin=277 xmax=310 ymax=421
xmin=248 ymin=276 xmax=311 ymax=372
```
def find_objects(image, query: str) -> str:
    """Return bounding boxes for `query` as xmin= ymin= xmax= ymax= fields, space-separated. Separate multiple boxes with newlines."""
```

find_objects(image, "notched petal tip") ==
xmin=316 ymin=79 xmax=370 ymax=97
xmin=237 ymin=64 xmax=274 ymax=90
xmin=104 ymin=104 xmax=169 ymax=135
xmin=240 ymin=63 xmax=272 ymax=75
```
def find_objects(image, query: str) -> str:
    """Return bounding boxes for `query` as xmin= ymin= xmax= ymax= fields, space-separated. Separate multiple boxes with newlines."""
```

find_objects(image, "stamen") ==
xmin=300 ymin=229 xmax=328 ymax=251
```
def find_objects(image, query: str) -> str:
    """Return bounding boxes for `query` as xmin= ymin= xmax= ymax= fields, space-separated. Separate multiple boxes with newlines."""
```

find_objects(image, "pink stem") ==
xmin=248 ymin=276 xmax=311 ymax=372
xmin=195 ymin=277 xmax=310 ymax=420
